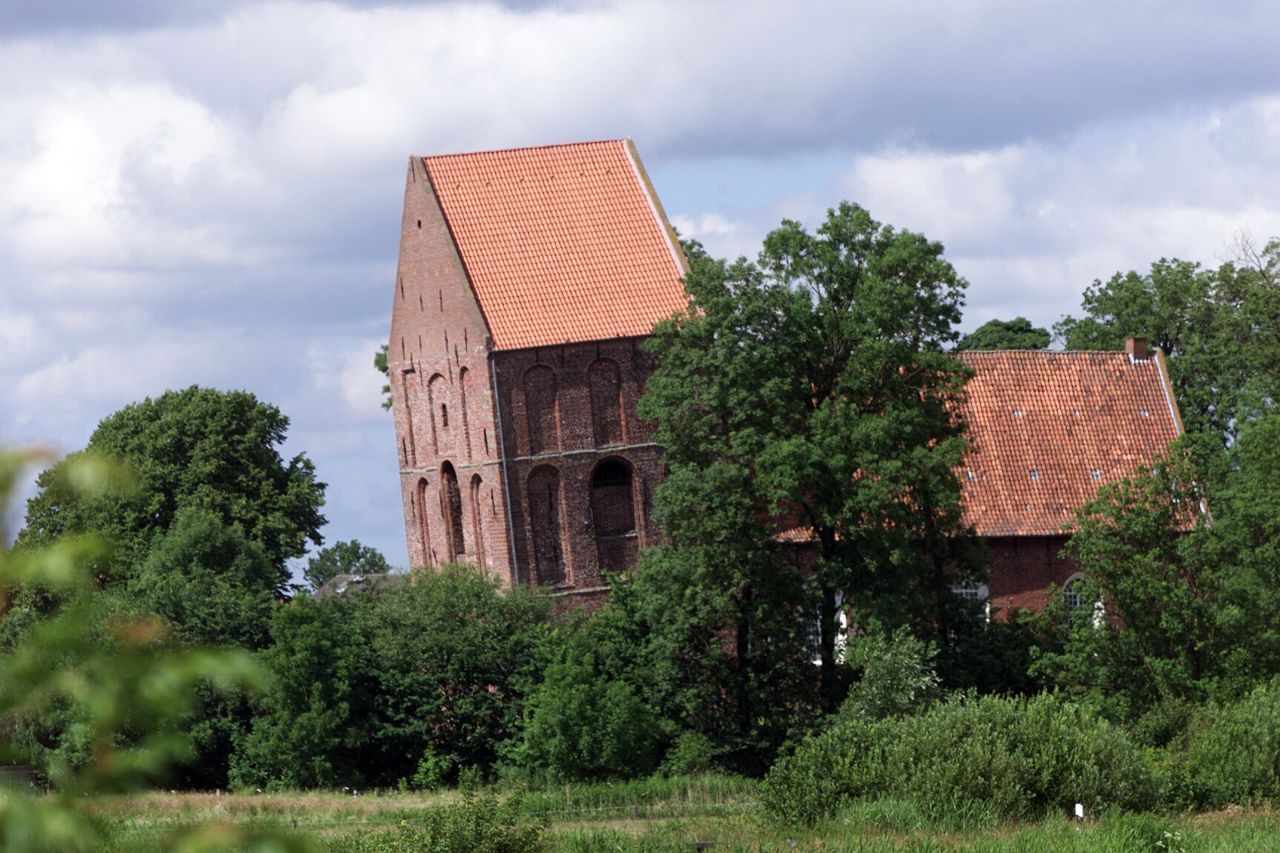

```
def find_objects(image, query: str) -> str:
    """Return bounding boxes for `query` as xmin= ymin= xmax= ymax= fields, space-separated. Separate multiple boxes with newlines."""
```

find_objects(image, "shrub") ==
xmin=326 ymin=791 xmax=546 ymax=853
xmin=232 ymin=566 xmax=549 ymax=789
xmin=510 ymin=660 xmax=662 ymax=783
xmin=660 ymin=732 xmax=719 ymax=776
xmin=762 ymin=692 xmax=1158 ymax=826
xmin=1174 ymin=679 xmax=1280 ymax=809
xmin=839 ymin=625 xmax=940 ymax=721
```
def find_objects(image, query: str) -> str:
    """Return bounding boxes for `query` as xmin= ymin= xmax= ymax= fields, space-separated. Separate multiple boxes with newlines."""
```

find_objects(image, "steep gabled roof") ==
xmin=421 ymin=139 xmax=688 ymax=351
xmin=955 ymin=350 xmax=1183 ymax=536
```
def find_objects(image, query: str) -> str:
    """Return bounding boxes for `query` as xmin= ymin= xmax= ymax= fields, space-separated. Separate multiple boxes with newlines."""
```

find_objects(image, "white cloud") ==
xmin=5 ymin=0 xmax=1280 ymax=562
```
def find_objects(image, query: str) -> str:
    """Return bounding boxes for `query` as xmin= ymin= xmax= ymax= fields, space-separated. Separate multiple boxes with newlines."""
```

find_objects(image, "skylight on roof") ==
xmin=1029 ymin=468 xmax=1040 ymax=481
xmin=1090 ymin=468 xmax=1102 ymax=480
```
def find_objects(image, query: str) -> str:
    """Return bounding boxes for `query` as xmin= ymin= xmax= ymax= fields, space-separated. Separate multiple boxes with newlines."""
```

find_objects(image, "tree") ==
xmin=1034 ymin=418 xmax=1280 ymax=720
xmin=234 ymin=566 xmax=549 ymax=789
xmin=18 ymin=386 xmax=326 ymax=587
xmin=639 ymin=203 xmax=978 ymax=714
xmin=1 ymin=447 xmax=285 ymax=850
xmin=375 ymin=343 xmax=392 ymax=411
xmin=304 ymin=539 xmax=393 ymax=591
xmin=956 ymin=316 xmax=1050 ymax=351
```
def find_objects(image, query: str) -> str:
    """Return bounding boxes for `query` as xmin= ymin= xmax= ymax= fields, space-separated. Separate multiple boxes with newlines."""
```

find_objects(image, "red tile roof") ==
xmin=956 ymin=350 xmax=1183 ymax=536
xmin=422 ymin=139 xmax=688 ymax=351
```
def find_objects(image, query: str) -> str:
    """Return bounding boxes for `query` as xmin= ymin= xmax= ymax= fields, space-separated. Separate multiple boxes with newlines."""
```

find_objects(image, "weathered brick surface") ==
xmin=985 ymin=535 xmax=1079 ymax=616
xmin=492 ymin=338 xmax=664 ymax=594
xmin=388 ymin=157 xmax=512 ymax=582
xmin=388 ymin=154 xmax=668 ymax=594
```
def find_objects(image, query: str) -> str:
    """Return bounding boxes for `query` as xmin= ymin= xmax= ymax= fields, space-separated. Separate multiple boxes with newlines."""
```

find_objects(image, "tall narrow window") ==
xmin=588 ymin=358 xmax=624 ymax=446
xmin=469 ymin=474 xmax=486 ymax=569
xmin=458 ymin=367 xmax=473 ymax=459
xmin=591 ymin=458 xmax=637 ymax=573
xmin=415 ymin=478 xmax=432 ymax=568
xmin=527 ymin=465 xmax=565 ymax=585
xmin=523 ymin=365 xmax=558 ymax=454
xmin=402 ymin=370 xmax=419 ymax=466
xmin=440 ymin=461 xmax=465 ymax=562
xmin=427 ymin=374 xmax=446 ymax=454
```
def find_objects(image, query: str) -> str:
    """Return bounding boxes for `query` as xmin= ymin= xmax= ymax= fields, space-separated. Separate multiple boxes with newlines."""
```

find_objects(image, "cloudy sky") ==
xmin=4 ymin=0 xmax=1279 ymax=568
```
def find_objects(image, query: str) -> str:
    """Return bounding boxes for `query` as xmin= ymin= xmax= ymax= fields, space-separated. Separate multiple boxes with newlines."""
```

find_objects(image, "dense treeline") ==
xmin=4 ymin=216 xmax=1280 ymax=838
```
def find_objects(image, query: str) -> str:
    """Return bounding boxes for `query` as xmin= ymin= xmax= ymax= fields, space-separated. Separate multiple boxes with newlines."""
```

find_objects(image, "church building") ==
xmin=386 ymin=139 xmax=1184 ymax=615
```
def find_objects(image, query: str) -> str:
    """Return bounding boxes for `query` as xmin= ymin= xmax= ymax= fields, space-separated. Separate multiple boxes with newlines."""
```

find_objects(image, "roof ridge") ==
xmin=421 ymin=138 xmax=627 ymax=162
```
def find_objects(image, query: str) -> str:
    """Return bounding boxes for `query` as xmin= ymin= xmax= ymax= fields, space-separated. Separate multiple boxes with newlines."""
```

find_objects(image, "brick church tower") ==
xmin=387 ymin=139 xmax=687 ymax=604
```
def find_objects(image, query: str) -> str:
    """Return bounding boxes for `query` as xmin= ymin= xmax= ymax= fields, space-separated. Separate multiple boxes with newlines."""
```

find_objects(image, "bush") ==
xmin=326 ymin=791 xmax=546 ymax=853
xmin=839 ymin=626 xmax=940 ymax=721
xmin=509 ymin=660 xmax=662 ymax=783
xmin=232 ymin=566 xmax=549 ymax=789
xmin=762 ymin=692 xmax=1158 ymax=826
xmin=1173 ymin=679 xmax=1280 ymax=809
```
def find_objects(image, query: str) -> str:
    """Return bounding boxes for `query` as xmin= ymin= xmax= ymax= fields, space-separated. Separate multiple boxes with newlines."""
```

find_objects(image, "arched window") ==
xmin=427 ymin=374 xmax=446 ymax=453
xmin=402 ymin=371 xmax=419 ymax=466
xmin=458 ymin=367 xmax=473 ymax=459
xmin=527 ymin=466 xmax=565 ymax=585
xmin=469 ymin=474 xmax=486 ymax=569
xmin=591 ymin=458 xmax=638 ymax=573
xmin=440 ymin=461 xmax=465 ymax=562
xmin=523 ymin=365 xmax=558 ymax=455
xmin=588 ymin=358 xmax=624 ymax=446
xmin=415 ymin=477 xmax=432 ymax=567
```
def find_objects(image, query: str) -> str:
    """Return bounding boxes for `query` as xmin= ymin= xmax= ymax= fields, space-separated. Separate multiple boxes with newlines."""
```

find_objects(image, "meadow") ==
xmin=89 ymin=775 xmax=1280 ymax=852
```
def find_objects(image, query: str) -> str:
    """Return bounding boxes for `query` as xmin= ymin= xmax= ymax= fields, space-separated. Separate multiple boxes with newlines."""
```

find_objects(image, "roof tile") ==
xmin=422 ymin=140 xmax=687 ymax=351
xmin=955 ymin=350 xmax=1181 ymax=536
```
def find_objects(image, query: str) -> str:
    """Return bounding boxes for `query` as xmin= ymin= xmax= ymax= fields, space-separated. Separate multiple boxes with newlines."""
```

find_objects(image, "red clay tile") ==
xmin=422 ymin=140 xmax=688 ymax=352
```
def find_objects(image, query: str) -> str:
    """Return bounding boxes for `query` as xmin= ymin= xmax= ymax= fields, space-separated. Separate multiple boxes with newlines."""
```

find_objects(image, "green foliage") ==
xmin=129 ymin=508 xmax=279 ymax=650
xmin=1035 ymin=419 xmax=1280 ymax=719
xmin=640 ymin=205 xmax=978 ymax=721
xmin=0 ymin=447 xmax=277 ymax=851
xmin=326 ymin=791 xmax=546 ymax=853
xmin=956 ymin=316 xmax=1051 ymax=351
xmin=234 ymin=566 xmax=549 ymax=789
xmin=762 ymin=692 xmax=1158 ymax=827
xmin=18 ymin=386 xmax=326 ymax=586
xmin=373 ymin=344 xmax=392 ymax=412
xmin=303 ymin=540 xmax=392 ymax=592
xmin=1170 ymin=679 xmax=1280 ymax=809
xmin=511 ymin=660 xmax=662 ymax=783
xmin=659 ymin=732 xmax=718 ymax=777
xmin=839 ymin=625 xmax=940 ymax=721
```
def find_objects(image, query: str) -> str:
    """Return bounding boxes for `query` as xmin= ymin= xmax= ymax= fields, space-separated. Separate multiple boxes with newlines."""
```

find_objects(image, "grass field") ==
xmin=88 ymin=776 xmax=1280 ymax=851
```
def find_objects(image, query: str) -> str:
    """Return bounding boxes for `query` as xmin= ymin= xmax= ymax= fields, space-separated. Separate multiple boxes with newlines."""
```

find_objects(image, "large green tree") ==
xmin=304 ymin=539 xmax=393 ymax=592
xmin=956 ymin=316 xmax=1050 ymax=351
xmin=18 ymin=386 xmax=326 ymax=588
xmin=639 ymin=203 xmax=978 ymax=712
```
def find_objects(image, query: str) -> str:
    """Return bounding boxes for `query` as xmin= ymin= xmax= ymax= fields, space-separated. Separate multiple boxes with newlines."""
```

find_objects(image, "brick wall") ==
xmin=985 ymin=535 xmax=1079 ymax=616
xmin=492 ymin=338 xmax=664 ymax=597
xmin=388 ymin=157 xmax=512 ymax=583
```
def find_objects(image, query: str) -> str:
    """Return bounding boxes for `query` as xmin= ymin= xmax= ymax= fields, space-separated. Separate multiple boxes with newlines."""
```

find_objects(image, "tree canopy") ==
xmin=304 ymin=539 xmax=393 ymax=591
xmin=956 ymin=316 xmax=1050 ymax=351
xmin=18 ymin=386 xmax=326 ymax=589
xmin=639 ymin=202 xmax=979 ymax=714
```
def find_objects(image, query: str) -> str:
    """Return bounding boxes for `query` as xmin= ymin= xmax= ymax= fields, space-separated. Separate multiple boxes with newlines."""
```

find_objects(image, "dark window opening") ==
xmin=441 ymin=403 xmax=449 ymax=427
xmin=591 ymin=458 xmax=638 ymax=573
xmin=441 ymin=462 xmax=465 ymax=562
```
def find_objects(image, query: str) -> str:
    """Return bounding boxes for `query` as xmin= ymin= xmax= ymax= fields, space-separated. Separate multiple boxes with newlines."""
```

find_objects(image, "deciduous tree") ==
xmin=639 ymin=203 xmax=978 ymax=712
